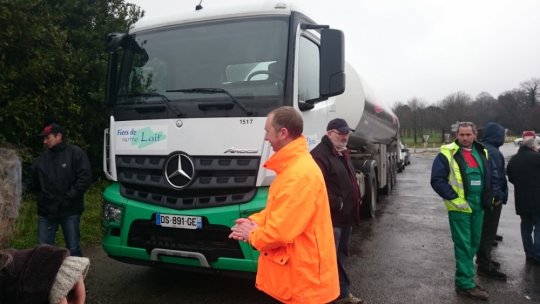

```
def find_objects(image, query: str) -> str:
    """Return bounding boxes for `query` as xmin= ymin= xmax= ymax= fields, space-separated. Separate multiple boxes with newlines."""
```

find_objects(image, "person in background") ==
xmin=30 ymin=123 xmax=92 ymax=257
xmin=430 ymin=121 xmax=492 ymax=301
xmin=311 ymin=118 xmax=364 ymax=304
xmin=475 ymin=122 xmax=508 ymax=280
xmin=229 ymin=106 xmax=339 ymax=303
xmin=506 ymin=131 xmax=540 ymax=266
xmin=1 ymin=147 xmax=89 ymax=304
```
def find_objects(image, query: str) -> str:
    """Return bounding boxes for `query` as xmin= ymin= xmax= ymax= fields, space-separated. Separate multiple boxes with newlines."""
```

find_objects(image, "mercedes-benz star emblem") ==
xmin=164 ymin=152 xmax=195 ymax=189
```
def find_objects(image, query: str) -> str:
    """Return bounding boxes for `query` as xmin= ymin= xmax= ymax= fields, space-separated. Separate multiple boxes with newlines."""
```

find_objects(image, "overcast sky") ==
xmin=127 ymin=0 xmax=540 ymax=106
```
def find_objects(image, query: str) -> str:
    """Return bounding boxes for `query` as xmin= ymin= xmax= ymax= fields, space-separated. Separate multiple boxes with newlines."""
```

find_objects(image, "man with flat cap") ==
xmin=30 ymin=123 xmax=92 ymax=257
xmin=311 ymin=118 xmax=364 ymax=304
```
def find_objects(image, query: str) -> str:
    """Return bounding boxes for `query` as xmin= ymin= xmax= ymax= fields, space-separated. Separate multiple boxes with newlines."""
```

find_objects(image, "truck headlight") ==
xmin=103 ymin=201 xmax=123 ymax=224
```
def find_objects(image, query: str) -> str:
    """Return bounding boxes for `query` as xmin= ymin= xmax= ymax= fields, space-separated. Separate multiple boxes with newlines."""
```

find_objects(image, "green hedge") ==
xmin=10 ymin=180 xmax=109 ymax=249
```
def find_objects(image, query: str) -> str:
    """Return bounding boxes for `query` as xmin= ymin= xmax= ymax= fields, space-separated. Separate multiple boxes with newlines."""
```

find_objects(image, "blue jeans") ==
xmin=38 ymin=214 xmax=83 ymax=257
xmin=520 ymin=214 xmax=540 ymax=261
xmin=334 ymin=226 xmax=352 ymax=299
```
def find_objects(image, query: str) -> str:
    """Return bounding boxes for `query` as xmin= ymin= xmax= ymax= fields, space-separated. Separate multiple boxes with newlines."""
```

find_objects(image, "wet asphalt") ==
xmin=84 ymin=143 xmax=539 ymax=304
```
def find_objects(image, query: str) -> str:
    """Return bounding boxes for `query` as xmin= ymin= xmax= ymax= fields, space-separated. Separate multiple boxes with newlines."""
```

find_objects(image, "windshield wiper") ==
xmin=166 ymin=88 xmax=253 ymax=116
xmin=119 ymin=92 xmax=184 ymax=117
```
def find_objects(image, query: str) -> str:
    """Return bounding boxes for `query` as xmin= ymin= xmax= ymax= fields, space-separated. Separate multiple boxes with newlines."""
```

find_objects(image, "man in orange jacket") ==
xmin=230 ymin=106 xmax=339 ymax=303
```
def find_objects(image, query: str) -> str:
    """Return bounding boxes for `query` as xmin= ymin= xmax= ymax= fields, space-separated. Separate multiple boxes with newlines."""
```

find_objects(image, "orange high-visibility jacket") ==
xmin=249 ymin=136 xmax=339 ymax=303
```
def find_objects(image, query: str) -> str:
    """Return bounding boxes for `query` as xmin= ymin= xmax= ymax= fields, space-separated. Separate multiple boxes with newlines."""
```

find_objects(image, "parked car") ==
xmin=398 ymin=142 xmax=411 ymax=172
xmin=513 ymin=133 xmax=540 ymax=146
xmin=402 ymin=144 xmax=411 ymax=166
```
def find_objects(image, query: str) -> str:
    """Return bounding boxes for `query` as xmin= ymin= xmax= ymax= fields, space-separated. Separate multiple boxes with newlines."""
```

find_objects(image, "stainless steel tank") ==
xmin=335 ymin=63 xmax=399 ymax=150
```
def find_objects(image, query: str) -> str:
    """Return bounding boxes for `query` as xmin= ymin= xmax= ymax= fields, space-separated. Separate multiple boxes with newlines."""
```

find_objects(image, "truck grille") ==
xmin=127 ymin=216 xmax=244 ymax=261
xmin=116 ymin=155 xmax=259 ymax=210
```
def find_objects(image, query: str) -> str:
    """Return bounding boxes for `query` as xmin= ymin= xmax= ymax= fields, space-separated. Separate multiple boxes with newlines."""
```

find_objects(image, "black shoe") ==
xmin=526 ymin=256 xmax=540 ymax=266
xmin=495 ymin=234 xmax=503 ymax=241
xmin=478 ymin=267 xmax=507 ymax=281
xmin=475 ymin=284 xmax=486 ymax=292
xmin=456 ymin=286 xmax=489 ymax=301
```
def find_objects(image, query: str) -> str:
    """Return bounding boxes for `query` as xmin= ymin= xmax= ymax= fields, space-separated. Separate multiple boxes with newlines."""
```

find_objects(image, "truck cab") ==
xmin=101 ymin=2 xmax=346 ymax=275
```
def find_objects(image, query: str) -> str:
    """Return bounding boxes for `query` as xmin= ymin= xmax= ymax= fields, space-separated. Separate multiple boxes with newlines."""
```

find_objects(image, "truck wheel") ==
xmin=381 ymin=166 xmax=392 ymax=195
xmin=391 ymin=161 xmax=397 ymax=188
xmin=361 ymin=172 xmax=377 ymax=218
xmin=381 ymin=158 xmax=397 ymax=195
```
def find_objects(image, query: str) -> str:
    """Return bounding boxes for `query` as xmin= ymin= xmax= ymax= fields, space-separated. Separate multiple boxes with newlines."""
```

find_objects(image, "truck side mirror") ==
xmin=320 ymin=28 xmax=345 ymax=98
xmin=106 ymin=32 xmax=128 ymax=52
xmin=105 ymin=51 xmax=119 ymax=107
xmin=105 ymin=33 xmax=127 ymax=107
xmin=105 ymin=32 xmax=149 ymax=106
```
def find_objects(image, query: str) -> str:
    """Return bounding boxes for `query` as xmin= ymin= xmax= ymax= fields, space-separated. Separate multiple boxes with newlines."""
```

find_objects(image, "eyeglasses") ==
xmin=330 ymin=129 xmax=350 ymax=136
xmin=456 ymin=121 xmax=478 ymax=134
xmin=457 ymin=121 xmax=475 ymax=128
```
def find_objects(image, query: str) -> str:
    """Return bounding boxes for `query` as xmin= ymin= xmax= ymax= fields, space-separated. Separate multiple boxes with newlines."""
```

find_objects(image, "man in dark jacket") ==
xmin=311 ymin=118 xmax=363 ymax=304
xmin=431 ymin=121 xmax=492 ymax=301
xmin=476 ymin=122 xmax=508 ymax=280
xmin=506 ymin=132 xmax=540 ymax=266
xmin=31 ymin=123 xmax=92 ymax=257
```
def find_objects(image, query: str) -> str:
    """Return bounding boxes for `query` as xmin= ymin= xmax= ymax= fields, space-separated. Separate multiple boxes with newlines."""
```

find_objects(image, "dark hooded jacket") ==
xmin=507 ymin=144 xmax=540 ymax=215
xmin=482 ymin=122 xmax=508 ymax=203
xmin=311 ymin=135 xmax=360 ymax=226
xmin=31 ymin=142 xmax=92 ymax=219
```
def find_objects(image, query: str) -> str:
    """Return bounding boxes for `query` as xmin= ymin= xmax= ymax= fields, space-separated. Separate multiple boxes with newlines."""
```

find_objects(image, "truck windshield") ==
xmin=115 ymin=16 xmax=289 ymax=118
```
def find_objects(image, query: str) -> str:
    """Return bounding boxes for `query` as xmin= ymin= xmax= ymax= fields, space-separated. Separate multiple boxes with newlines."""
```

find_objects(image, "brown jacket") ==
xmin=0 ymin=245 xmax=68 ymax=304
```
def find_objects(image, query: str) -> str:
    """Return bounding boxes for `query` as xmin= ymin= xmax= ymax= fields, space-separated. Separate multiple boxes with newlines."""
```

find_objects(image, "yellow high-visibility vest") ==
xmin=440 ymin=142 xmax=488 ymax=213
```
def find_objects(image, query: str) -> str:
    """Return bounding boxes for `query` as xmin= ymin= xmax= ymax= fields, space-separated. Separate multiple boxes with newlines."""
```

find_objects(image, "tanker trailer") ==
xmin=335 ymin=63 xmax=400 ymax=218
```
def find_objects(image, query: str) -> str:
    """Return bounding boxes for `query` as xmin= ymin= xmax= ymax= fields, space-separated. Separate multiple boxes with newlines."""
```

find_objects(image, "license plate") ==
xmin=155 ymin=213 xmax=202 ymax=229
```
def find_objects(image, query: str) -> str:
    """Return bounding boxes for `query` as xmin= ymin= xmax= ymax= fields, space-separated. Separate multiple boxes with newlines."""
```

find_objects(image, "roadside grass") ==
xmin=10 ymin=180 xmax=109 ymax=249
xmin=401 ymin=134 xmax=517 ymax=148
xmin=401 ymin=135 xmax=443 ymax=148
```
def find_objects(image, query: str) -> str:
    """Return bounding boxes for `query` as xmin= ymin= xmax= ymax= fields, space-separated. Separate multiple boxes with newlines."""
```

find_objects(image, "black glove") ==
xmin=482 ymin=199 xmax=493 ymax=211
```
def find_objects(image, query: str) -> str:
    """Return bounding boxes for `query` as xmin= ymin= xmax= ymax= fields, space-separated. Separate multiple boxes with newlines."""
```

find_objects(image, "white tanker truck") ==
xmin=101 ymin=2 xmax=399 ymax=275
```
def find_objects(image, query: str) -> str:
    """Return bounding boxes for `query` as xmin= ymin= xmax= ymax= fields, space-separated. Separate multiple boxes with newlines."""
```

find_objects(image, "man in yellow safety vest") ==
xmin=430 ymin=121 xmax=493 ymax=301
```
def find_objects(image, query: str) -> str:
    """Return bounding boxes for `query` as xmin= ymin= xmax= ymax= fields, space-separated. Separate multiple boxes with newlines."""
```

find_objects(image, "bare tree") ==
xmin=439 ymin=91 xmax=473 ymax=127
xmin=469 ymin=92 xmax=498 ymax=127
xmin=407 ymin=97 xmax=426 ymax=144
xmin=497 ymin=90 xmax=528 ymax=134
xmin=520 ymin=78 xmax=540 ymax=107
xmin=392 ymin=102 xmax=413 ymax=138
xmin=424 ymin=105 xmax=446 ymax=143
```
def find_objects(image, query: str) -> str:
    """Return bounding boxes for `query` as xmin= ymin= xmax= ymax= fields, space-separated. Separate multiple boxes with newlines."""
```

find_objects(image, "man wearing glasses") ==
xmin=311 ymin=118 xmax=364 ymax=304
xmin=431 ymin=122 xmax=492 ymax=301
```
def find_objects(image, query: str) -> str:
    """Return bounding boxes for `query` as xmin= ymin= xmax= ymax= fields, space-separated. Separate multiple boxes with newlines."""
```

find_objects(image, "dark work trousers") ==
xmin=476 ymin=203 xmax=503 ymax=270
xmin=333 ymin=226 xmax=352 ymax=299
xmin=520 ymin=214 xmax=540 ymax=260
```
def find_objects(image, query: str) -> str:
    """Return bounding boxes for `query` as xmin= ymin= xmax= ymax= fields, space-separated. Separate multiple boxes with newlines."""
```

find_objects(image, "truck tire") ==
xmin=381 ymin=156 xmax=397 ymax=195
xmin=359 ymin=159 xmax=378 ymax=219
xmin=361 ymin=172 xmax=377 ymax=218
xmin=390 ymin=159 xmax=397 ymax=188
xmin=381 ymin=167 xmax=392 ymax=195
